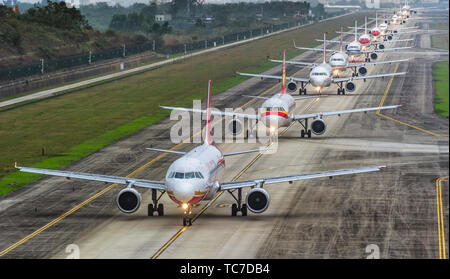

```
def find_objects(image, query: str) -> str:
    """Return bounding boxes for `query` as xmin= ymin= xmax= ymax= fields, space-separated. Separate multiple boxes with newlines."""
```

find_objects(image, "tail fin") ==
xmin=365 ymin=16 xmax=367 ymax=34
xmin=375 ymin=11 xmax=378 ymax=27
xmin=354 ymin=21 xmax=357 ymax=42
xmin=339 ymin=27 xmax=343 ymax=52
xmin=323 ymin=33 xmax=326 ymax=64
xmin=281 ymin=49 xmax=286 ymax=94
xmin=204 ymin=80 xmax=212 ymax=145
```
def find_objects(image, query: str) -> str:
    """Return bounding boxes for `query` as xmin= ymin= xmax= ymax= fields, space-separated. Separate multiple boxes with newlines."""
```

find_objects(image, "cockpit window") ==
xmin=168 ymin=171 xmax=204 ymax=179
xmin=174 ymin=172 xmax=185 ymax=179
xmin=264 ymin=107 xmax=285 ymax=112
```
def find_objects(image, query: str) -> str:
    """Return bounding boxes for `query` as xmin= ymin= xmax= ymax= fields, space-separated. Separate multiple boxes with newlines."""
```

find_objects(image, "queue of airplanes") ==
xmin=16 ymin=8 xmax=426 ymax=226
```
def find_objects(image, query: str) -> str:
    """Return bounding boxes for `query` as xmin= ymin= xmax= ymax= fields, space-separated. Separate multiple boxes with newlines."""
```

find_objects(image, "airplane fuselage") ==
xmin=165 ymin=144 xmax=224 ymax=206
xmin=260 ymin=93 xmax=296 ymax=129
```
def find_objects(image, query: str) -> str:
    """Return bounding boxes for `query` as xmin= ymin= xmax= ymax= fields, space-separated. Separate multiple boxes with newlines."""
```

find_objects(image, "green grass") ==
xmin=0 ymin=12 xmax=373 ymax=196
xmin=432 ymin=61 xmax=449 ymax=118
xmin=430 ymin=20 xmax=449 ymax=50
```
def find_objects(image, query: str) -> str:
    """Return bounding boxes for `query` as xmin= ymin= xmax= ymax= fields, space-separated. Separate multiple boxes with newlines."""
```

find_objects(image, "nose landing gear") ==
xmin=182 ymin=204 xmax=193 ymax=226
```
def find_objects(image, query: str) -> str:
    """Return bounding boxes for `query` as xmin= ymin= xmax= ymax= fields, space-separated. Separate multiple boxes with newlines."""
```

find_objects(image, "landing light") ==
xmin=182 ymin=203 xmax=189 ymax=210
xmin=269 ymin=127 xmax=276 ymax=133
xmin=316 ymin=86 xmax=321 ymax=92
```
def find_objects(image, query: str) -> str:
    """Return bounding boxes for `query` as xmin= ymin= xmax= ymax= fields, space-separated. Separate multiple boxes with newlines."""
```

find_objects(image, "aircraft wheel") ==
xmin=231 ymin=203 xmax=238 ymax=216
xmin=148 ymin=204 xmax=154 ymax=216
xmin=301 ymin=130 xmax=305 ymax=138
xmin=241 ymin=204 xmax=248 ymax=216
xmin=307 ymin=130 xmax=312 ymax=138
xmin=157 ymin=204 xmax=164 ymax=216
xmin=342 ymin=89 xmax=346 ymax=95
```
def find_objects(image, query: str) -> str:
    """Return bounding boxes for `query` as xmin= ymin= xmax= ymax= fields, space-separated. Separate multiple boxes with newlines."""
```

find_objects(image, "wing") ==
xmin=346 ymin=59 xmax=409 ymax=67
xmin=316 ymin=39 xmax=353 ymax=44
xmin=146 ymin=147 xmax=186 ymax=155
xmin=294 ymin=46 xmax=337 ymax=53
xmin=160 ymin=105 xmax=259 ymax=120
xmin=362 ymin=46 xmax=413 ymax=53
xmin=332 ymin=72 xmax=406 ymax=83
xmin=371 ymin=38 xmax=414 ymax=44
xmin=269 ymin=59 xmax=316 ymax=67
xmin=292 ymin=95 xmax=325 ymax=100
xmin=223 ymin=149 xmax=261 ymax=157
xmin=292 ymin=105 xmax=400 ymax=120
xmin=242 ymin=94 xmax=269 ymax=100
xmin=220 ymin=165 xmax=385 ymax=190
xmin=237 ymin=72 xmax=309 ymax=83
xmin=16 ymin=166 xmax=166 ymax=190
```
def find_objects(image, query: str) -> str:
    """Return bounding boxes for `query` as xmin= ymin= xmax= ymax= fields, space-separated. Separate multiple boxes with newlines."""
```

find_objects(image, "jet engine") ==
xmin=370 ymin=53 xmax=378 ymax=60
xmin=378 ymin=44 xmax=385 ymax=50
xmin=246 ymin=188 xmax=270 ymax=213
xmin=117 ymin=188 xmax=142 ymax=213
xmin=287 ymin=81 xmax=297 ymax=92
xmin=228 ymin=118 xmax=243 ymax=135
xmin=358 ymin=66 xmax=367 ymax=76
xmin=311 ymin=118 xmax=326 ymax=135
xmin=387 ymin=35 xmax=393 ymax=40
xmin=345 ymin=81 xmax=356 ymax=92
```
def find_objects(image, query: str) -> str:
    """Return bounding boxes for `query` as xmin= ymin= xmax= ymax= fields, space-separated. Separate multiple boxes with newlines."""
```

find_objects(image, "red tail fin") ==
xmin=204 ymin=80 xmax=212 ymax=145
xmin=281 ymin=49 xmax=286 ymax=94
xmin=339 ymin=27 xmax=343 ymax=52
xmin=323 ymin=33 xmax=326 ymax=64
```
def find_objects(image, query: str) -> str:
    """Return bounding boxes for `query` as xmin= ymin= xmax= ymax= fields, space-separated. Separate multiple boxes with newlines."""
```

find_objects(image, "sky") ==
xmin=17 ymin=0 xmax=302 ymax=5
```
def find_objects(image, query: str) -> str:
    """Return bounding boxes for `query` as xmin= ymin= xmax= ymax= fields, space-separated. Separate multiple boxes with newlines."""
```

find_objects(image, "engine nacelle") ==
xmin=116 ymin=188 xmax=141 ymax=213
xmin=246 ymin=188 xmax=270 ymax=213
xmin=345 ymin=81 xmax=356 ymax=92
xmin=311 ymin=118 xmax=326 ymax=135
xmin=287 ymin=81 xmax=297 ymax=92
xmin=358 ymin=66 xmax=367 ymax=76
xmin=387 ymin=35 xmax=393 ymax=40
xmin=378 ymin=44 xmax=385 ymax=50
xmin=370 ymin=52 xmax=378 ymax=60
xmin=227 ymin=118 xmax=243 ymax=135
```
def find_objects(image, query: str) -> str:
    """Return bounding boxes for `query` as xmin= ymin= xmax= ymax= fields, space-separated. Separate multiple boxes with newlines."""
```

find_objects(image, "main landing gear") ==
xmin=228 ymin=188 xmax=248 ymax=216
xmin=298 ymin=82 xmax=307 ymax=95
xmin=298 ymin=118 xmax=312 ymax=138
xmin=245 ymin=119 xmax=258 ymax=139
xmin=337 ymin=82 xmax=346 ymax=95
xmin=148 ymin=189 xmax=165 ymax=216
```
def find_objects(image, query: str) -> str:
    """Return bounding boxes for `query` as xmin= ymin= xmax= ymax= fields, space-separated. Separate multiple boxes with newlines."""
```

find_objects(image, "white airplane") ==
xmin=15 ymin=80 xmax=391 ymax=226
xmin=239 ymin=40 xmax=406 ymax=95
xmin=319 ymin=21 xmax=413 ymax=62
xmin=163 ymin=50 xmax=401 ymax=139
xmin=284 ymin=32 xmax=408 ymax=81
xmin=340 ymin=16 xmax=415 ymax=50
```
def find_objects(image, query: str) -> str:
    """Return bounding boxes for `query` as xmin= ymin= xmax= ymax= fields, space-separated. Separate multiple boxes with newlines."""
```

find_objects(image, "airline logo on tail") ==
xmin=281 ymin=50 xmax=286 ymax=94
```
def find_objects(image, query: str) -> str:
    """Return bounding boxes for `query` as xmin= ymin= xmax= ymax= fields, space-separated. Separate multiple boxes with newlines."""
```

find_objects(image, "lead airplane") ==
xmin=291 ymin=29 xmax=409 ymax=80
xmin=162 ymin=50 xmax=401 ymax=140
xmin=238 ymin=40 xmax=406 ymax=95
xmin=16 ymin=80 xmax=389 ymax=226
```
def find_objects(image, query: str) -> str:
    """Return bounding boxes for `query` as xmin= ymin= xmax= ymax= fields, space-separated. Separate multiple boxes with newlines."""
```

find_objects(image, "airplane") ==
xmin=318 ymin=21 xmax=413 ymax=62
xmin=338 ymin=16 xmax=414 ymax=50
xmin=238 ymin=38 xmax=406 ymax=95
xmin=162 ymin=50 xmax=402 ymax=140
xmin=16 ymin=80 xmax=390 ymax=226
xmin=281 ymin=34 xmax=408 ymax=81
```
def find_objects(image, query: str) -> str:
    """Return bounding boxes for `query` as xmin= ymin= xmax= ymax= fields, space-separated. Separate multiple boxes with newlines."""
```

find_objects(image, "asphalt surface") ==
xmin=0 ymin=13 xmax=448 ymax=259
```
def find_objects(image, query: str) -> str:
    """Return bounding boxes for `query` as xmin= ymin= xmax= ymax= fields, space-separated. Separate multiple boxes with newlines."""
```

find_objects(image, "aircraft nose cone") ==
xmin=172 ymin=182 xmax=195 ymax=203
xmin=261 ymin=114 xmax=281 ymax=128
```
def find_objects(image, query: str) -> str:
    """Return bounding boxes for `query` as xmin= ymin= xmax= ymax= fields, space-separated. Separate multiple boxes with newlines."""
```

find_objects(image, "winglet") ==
xmin=293 ymin=40 xmax=297 ymax=48
xmin=281 ymin=49 xmax=286 ymax=94
xmin=204 ymin=80 xmax=212 ymax=145
xmin=14 ymin=162 xmax=17 ymax=168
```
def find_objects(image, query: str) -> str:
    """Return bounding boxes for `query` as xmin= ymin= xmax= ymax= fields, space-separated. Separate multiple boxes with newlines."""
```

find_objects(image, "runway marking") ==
xmin=0 ymin=59 xmax=314 ymax=258
xmin=436 ymin=176 xmax=448 ymax=259
xmin=376 ymin=42 xmax=448 ymax=138
xmin=151 ymin=98 xmax=320 ymax=259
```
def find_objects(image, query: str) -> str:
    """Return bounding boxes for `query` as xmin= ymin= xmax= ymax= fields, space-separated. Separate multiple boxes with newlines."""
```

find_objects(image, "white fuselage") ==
xmin=165 ymin=144 xmax=224 ymax=205
xmin=309 ymin=63 xmax=333 ymax=89
xmin=260 ymin=92 xmax=296 ymax=129
xmin=346 ymin=41 xmax=362 ymax=59
xmin=329 ymin=51 xmax=348 ymax=73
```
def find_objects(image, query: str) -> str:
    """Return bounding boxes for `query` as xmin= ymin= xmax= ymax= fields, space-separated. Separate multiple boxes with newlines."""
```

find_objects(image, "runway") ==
xmin=0 ymin=13 xmax=448 ymax=259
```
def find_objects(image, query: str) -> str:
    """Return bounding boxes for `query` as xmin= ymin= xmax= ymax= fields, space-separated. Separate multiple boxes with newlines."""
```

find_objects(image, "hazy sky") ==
xmin=17 ymin=0 xmax=304 ymax=5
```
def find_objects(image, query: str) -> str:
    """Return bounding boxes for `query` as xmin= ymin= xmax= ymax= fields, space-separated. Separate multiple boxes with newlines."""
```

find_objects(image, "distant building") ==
xmin=2 ymin=0 xmax=17 ymax=7
xmin=155 ymin=14 xmax=172 ymax=22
